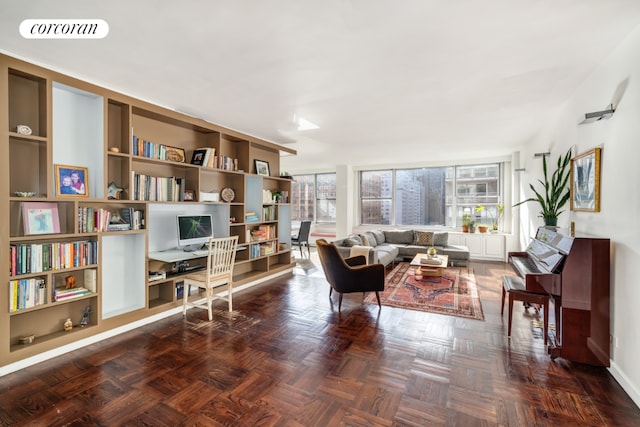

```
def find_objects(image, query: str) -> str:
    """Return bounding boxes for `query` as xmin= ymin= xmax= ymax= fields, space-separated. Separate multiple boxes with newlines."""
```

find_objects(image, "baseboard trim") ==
xmin=0 ymin=268 xmax=292 ymax=377
xmin=609 ymin=361 xmax=640 ymax=409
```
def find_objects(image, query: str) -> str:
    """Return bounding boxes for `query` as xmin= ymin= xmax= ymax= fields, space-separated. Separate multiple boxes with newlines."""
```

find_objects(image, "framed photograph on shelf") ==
xmin=255 ymin=159 xmax=270 ymax=176
xmin=165 ymin=146 xmax=186 ymax=163
xmin=570 ymin=147 xmax=601 ymax=212
xmin=55 ymin=164 xmax=89 ymax=197
xmin=22 ymin=202 xmax=60 ymax=235
xmin=184 ymin=190 xmax=196 ymax=201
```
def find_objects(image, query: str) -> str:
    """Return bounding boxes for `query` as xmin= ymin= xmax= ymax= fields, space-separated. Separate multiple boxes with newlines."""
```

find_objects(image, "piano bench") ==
xmin=501 ymin=275 xmax=549 ymax=346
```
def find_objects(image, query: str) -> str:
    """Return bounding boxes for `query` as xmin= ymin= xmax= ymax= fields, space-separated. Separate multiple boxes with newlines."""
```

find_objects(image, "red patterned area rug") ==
xmin=364 ymin=262 xmax=484 ymax=320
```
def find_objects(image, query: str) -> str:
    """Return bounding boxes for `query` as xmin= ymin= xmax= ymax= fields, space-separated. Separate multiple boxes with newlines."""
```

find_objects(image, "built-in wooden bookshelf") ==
xmin=0 ymin=53 xmax=296 ymax=370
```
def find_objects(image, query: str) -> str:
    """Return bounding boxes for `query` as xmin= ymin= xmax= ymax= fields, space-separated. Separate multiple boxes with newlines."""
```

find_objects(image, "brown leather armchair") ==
xmin=315 ymin=239 xmax=385 ymax=311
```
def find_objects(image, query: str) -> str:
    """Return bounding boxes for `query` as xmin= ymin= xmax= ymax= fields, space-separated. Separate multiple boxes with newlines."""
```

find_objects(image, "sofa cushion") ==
xmin=359 ymin=232 xmax=378 ymax=247
xmin=375 ymin=244 xmax=400 ymax=265
xmin=384 ymin=230 xmax=415 ymax=245
xmin=433 ymin=232 xmax=448 ymax=247
xmin=341 ymin=235 xmax=362 ymax=247
xmin=414 ymin=231 xmax=434 ymax=246
xmin=371 ymin=230 xmax=386 ymax=246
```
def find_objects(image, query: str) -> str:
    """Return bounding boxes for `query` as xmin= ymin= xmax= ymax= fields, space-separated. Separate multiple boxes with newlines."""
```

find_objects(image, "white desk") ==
xmin=148 ymin=249 xmax=208 ymax=263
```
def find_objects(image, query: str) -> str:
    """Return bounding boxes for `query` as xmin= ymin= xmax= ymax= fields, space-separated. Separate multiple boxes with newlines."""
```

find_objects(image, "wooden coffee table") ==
xmin=409 ymin=253 xmax=449 ymax=277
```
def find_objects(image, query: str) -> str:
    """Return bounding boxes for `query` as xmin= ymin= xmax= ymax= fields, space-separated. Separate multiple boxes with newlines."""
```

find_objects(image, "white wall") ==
xmin=515 ymin=25 xmax=640 ymax=407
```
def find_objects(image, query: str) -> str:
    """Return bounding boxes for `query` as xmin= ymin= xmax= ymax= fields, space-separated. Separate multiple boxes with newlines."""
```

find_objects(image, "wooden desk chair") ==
xmin=501 ymin=275 xmax=549 ymax=346
xmin=182 ymin=236 xmax=238 ymax=319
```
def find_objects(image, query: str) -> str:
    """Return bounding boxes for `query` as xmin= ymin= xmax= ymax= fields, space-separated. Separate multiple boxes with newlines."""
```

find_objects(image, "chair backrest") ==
xmin=316 ymin=238 xmax=344 ymax=287
xmin=297 ymin=220 xmax=312 ymax=242
xmin=206 ymin=236 xmax=239 ymax=280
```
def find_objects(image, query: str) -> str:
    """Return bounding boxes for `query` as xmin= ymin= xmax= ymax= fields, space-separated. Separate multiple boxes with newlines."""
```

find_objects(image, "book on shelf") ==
xmin=53 ymin=287 xmax=93 ymax=302
xmin=84 ymin=269 xmax=97 ymax=292
xmin=9 ymin=277 xmax=46 ymax=312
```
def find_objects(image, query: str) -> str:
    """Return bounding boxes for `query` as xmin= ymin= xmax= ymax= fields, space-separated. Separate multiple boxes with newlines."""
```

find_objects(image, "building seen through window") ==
xmin=361 ymin=163 xmax=502 ymax=227
xmin=291 ymin=173 xmax=336 ymax=223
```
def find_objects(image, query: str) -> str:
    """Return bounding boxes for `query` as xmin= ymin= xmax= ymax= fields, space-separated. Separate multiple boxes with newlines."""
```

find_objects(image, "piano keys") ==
xmin=508 ymin=227 xmax=610 ymax=367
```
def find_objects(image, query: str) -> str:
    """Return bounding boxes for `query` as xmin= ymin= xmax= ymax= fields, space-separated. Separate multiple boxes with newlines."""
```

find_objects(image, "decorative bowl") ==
xmin=14 ymin=191 xmax=36 ymax=197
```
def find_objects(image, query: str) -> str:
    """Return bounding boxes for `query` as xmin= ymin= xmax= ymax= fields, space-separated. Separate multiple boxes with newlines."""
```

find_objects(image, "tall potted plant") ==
xmin=514 ymin=148 xmax=572 ymax=227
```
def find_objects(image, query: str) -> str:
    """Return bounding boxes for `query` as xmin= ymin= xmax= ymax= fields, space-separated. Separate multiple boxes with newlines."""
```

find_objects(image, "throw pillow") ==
xmin=359 ymin=232 xmax=378 ymax=247
xmin=371 ymin=230 xmax=386 ymax=245
xmin=433 ymin=232 xmax=449 ymax=247
xmin=415 ymin=231 xmax=434 ymax=246
xmin=341 ymin=235 xmax=362 ymax=247
xmin=384 ymin=230 xmax=415 ymax=245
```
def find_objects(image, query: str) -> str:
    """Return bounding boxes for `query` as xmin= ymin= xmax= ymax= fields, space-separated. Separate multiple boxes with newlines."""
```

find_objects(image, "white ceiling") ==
xmin=2 ymin=1 xmax=640 ymax=172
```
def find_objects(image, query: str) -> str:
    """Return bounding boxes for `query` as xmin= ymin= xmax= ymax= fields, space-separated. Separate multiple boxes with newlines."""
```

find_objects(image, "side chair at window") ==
xmin=182 ymin=235 xmax=238 ymax=320
xmin=292 ymin=220 xmax=311 ymax=258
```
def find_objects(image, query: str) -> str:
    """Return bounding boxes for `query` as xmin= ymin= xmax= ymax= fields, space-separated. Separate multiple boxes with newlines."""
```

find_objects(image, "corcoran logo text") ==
xmin=20 ymin=19 xmax=109 ymax=39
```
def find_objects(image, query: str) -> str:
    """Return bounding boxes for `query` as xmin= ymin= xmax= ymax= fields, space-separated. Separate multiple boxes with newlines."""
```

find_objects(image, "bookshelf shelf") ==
xmin=1 ymin=52 xmax=295 ymax=370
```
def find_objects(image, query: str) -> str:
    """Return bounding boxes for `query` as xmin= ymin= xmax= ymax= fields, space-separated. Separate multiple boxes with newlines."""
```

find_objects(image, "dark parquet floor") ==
xmin=1 ymin=252 xmax=639 ymax=426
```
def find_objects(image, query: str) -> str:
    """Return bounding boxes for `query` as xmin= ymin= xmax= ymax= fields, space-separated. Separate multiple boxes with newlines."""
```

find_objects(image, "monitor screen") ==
xmin=176 ymin=214 xmax=213 ymax=249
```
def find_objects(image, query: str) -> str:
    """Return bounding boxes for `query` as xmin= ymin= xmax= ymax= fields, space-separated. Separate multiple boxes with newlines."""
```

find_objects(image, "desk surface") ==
xmin=148 ymin=249 xmax=208 ymax=263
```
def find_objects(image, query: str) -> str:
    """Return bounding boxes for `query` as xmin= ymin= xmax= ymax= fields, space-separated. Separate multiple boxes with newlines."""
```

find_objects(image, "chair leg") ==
xmin=508 ymin=293 xmax=515 ymax=337
xmin=182 ymin=284 xmax=189 ymax=316
xmin=207 ymin=288 xmax=213 ymax=321
xmin=227 ymin=282 xmax=233 ymax=312
xmin=329 ymin=287 xmax=333 ymax=297
xmin=501 ymin=286 xmax=506 ymax=316
xmin=338 ymin=293 xmax=343 ymax=312
xmin=375 ymin=291 xmax=381 ymax=308
xmin=543 ymin=297 xmax=549 ymax=346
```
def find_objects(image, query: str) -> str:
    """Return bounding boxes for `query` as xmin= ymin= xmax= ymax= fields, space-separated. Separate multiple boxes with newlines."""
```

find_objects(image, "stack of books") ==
xmin=54 ymin=287 xmax=93 ymax=302
xmin=245 ymin=212 xmax=260 ymax=222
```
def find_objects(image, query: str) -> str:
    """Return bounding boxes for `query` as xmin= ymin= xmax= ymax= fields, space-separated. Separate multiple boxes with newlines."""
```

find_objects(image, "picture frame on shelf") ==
xmin=255 ymin=159 xmax=270 ymax=176
xmin=570 ymin=147 xmax=601 ymax=212
xmin=55 ymin=164 xmax=89 ymax=197
xmin=184 ymin=190 xmax=196 ymax=201
xmin=22 ymin=202 xmax=60 ymax=235
xmin=165 ymin=146 xmax=186 ymax=163
xmin=190 ymin=149 xmax=207 ymax=166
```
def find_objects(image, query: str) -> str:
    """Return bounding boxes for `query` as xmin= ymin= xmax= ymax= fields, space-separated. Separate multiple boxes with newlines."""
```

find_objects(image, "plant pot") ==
xmin=478 ymin=226 xmax=488 ymax=233
xmin=544 ymin=217 xmax=558 ymax=227
xmin=461 ymin=225 xmax=469 ymax=233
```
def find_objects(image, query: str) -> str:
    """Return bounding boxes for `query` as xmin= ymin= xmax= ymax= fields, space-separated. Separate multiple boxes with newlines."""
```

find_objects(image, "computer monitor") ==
xmin=176 ymin=214 xmax=213 ymax=251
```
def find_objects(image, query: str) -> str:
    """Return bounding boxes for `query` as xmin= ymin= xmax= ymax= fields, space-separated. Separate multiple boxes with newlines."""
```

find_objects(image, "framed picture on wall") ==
xmin=55 ymin=164 xmax=89 ymax=197
xmin=570 ymin=147 xmax=601 ymax=212
xmin=255 ymin=159 xmax=270 ymax=176
xmin=22 ymin=202 xmax=60 ymax=235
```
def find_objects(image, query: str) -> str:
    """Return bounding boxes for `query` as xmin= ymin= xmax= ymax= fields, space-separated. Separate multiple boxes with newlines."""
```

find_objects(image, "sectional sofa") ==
xmin=332 ymin=229 xmax=470 ymax=267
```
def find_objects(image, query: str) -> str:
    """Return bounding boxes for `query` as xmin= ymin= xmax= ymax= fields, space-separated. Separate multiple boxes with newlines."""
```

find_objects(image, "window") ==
xmin=291 ymin=173 xmax=336 ymax=222
xmin=360 ymin=163 xmax=502 ymax=227
xmin=360 ymin=170 xmax=392 ymax=225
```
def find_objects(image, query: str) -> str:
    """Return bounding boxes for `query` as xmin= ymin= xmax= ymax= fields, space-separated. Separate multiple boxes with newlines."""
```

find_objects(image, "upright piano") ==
xmin=508 ymin=227 xmax=610 ymax=366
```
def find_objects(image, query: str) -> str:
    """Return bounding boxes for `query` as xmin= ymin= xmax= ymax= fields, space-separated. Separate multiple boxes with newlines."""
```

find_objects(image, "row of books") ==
xmin=77 ymin=207 xmax=144 ymax=233
xmin=9 ymin=277 xmax=46 ymax=312
xmin=132 ymin=136 xmax=186 ymax=162
xmin=262 ymin=205 xmax=277 ymax=221
xmin=248 ymin=242 xmax=276 ymax=258
xmin=9 ymin=241 xmax=98 ymax=276
xmin=53 ymin=286 xmax=93 ymax=302
xmin=131 ymin=172 xmax=185 ymax=201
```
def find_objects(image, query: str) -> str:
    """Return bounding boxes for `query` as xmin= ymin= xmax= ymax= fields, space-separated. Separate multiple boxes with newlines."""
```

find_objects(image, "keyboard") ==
xmin=191 ymin=249 xmax=209 ymax=257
